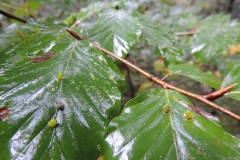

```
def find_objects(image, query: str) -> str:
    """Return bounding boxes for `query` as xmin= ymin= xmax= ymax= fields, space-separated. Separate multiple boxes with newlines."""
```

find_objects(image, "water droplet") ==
xmin=125 ymin=108 xmax=131 ymax=113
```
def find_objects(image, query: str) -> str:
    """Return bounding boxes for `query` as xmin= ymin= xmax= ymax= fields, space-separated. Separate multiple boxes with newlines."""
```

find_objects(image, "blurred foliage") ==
xmin=0 ymin=0 xmax=240 ymax=143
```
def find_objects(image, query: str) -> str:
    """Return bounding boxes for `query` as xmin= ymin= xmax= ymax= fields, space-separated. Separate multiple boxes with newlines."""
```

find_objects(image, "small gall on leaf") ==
xmin=163 ymin=105 xmax=170 ymax=113
xmin=184 ymin=110 xmax=193 ymax=120
xmin=48 ymin=118 xmax=57 ymax=128
xmin=57 ymin=103 xmax=64 ymax=111
xmin=35 ymin=26 xmax=39 ymax=33
xmin=16 ymin=30 xmax=24 ymax=39
xmin=57 ymin=73 xmax=63 ymax=81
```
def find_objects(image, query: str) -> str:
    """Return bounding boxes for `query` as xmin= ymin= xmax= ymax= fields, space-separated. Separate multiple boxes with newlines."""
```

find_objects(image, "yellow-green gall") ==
xmin=48 ymin=118 xmax=57 ymax=127
xmin=163 ymin=105 xmax=170 ymax=113
xmin=35 ymin=26 xmax=39 ymax=33
xmin=16 ymin=31 xmax=24 ymax=39
xmin=57 ymin=73 xmax=63 ymax=81
xmin=184 ymin=110 xmax=193 ymax=120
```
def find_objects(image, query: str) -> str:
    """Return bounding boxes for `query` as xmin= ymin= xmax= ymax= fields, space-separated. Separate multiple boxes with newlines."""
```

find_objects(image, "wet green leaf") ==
xmin=0 ymin=20 xmax=124 ymax=159
xmin=104 ymin=89 xmax=240 ymax=159
xmin=87 ymin=9 xmax=142 ymax=58
xmin=169 ymin=62 xmax=221 ymax=89
xmin=136 ymin=13 xmax=184 ymax=63
xmin=64 ymin=2 xmax=111 ymax=25
xmin=221 ymin=65 xmax=240 ymax=101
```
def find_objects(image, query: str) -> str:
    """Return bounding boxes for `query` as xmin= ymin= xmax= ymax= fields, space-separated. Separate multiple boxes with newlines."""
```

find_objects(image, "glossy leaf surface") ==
xmin=221 ymin=65 xmax=240 ymax=101
xmin=169 ymin=63 xmax=221 ymax=89
xmin=104 ymin=89 xmax=240 ymax=159
xmin=136 ymin=14 xmax=184 ymax=63
xmin=0 ymin=20 xmax=124 ymax=159
xmin=64 ymin=1 xmax=112 ymax=25
xmin=87 ymin=10 xmax=142 ymax=57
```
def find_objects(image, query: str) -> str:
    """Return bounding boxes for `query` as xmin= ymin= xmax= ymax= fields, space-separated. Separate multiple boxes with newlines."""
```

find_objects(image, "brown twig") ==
xmin=161 ymin=74 xmax=170 ymax=81
xmin=203 ymin=83 xmax=237 ymax=100
xmin=66 ymin=29 xmax=240 ymax=121
xmin=0 ymin=9 xmax=27 ymax=23
xmin=174 ymin=29 xmax=198 ymax=36
xmin=0 ymin=2 xmax=36 ymax=18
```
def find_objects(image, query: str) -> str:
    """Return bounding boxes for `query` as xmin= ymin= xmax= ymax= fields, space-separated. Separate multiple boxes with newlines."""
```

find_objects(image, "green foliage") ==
xmin=135 ymin=13 xmax=184 ymax=63
xmin=1 ymin=1 xmax=240 ymax=160
xmin=104 ymin=89 xmax=240 ymax=159
xmin=190 ymin=14 xmax=240 ymax=63
xmin=87 ymin=9 xmax=142 ymax=58
xmin=169 ymin=63 xmax=221 ymax=89
xmin=222 ymin=65 xmax=240 ymax=101
xmin=0 ymin=20 xmax=124 ymax=159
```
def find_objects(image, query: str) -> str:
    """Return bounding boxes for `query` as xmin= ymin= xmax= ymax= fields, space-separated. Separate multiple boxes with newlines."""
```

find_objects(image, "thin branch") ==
xmin=174 ymin=29 xmax=198 ymax=36
xmin=0 ymin=9 xmax=27 ymax=23
xmin=203 ymin=83 xmax=237 ymax=100
xmin=66 ymin=29 xmax=240 ymax=121
xmin=0 ymin=2 xmax=36 ymax=18
xmin=161 ymin=74 xmax=170 ymax=81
